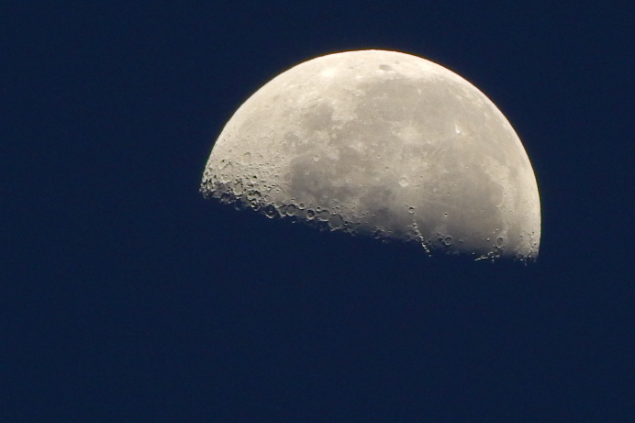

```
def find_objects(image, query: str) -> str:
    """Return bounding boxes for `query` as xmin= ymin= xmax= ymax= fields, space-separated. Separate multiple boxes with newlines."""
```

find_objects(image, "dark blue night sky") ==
xmin=3 ymin=1 xmax=634 ymax=422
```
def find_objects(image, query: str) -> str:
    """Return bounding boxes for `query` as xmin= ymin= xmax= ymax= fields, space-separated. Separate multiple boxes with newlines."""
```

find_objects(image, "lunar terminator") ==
xmin=201 ymin=50 xmax=541 ymax=261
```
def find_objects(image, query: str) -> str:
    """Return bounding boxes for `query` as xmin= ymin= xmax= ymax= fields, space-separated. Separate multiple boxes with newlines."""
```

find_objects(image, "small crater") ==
xmin=285 ymin=204 xmax=299 ymax=216
xmin=443 ymin=236 xmax=453 ymax=246
xmin=328 ymin=214 xmax=344 ymax=230
xmin=316 ymin=210 xmax=330 ymax=222
xmin=264 ymin=205 xmax=278 ymax=219
xmin=232 ymin=179 xmax=244 ymax=195
xmin=398 ymin=176 xmax=409 ymax=187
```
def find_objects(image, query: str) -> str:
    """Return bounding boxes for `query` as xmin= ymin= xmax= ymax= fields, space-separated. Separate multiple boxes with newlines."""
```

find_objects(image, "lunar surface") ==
xmin=201 ymin=50 xmax=541 ymax=261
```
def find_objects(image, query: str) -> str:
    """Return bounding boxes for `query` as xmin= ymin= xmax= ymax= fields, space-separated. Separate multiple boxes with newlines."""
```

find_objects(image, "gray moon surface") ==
xmin=201 ymin=50 xmax=541 ymax=261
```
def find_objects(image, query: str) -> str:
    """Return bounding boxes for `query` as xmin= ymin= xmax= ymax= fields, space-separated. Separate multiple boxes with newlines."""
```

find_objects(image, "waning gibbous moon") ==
xmin=201 ymin=50 xmax=541 ymax=261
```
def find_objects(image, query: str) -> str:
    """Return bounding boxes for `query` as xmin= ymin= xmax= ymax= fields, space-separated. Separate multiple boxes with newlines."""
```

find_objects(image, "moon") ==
xmin=201 ymin=50 xmax=541 ymax=261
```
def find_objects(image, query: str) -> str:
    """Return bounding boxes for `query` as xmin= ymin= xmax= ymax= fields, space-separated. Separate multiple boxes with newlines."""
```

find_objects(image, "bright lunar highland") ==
xmin=201 ymin=50 xmax=541 ymax=261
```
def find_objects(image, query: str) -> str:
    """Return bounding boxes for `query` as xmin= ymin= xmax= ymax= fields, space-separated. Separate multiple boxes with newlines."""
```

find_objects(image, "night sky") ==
xmin=3 ymin=1 xmax=634 ymax=422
